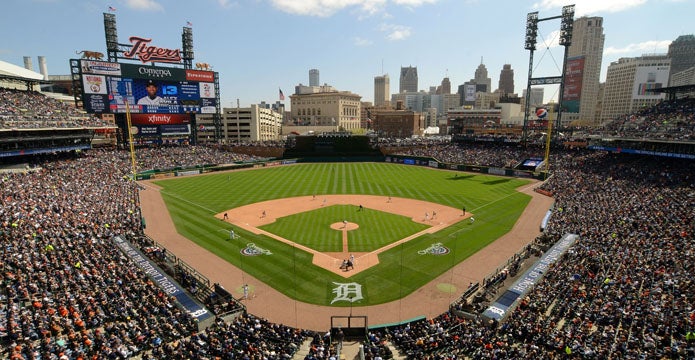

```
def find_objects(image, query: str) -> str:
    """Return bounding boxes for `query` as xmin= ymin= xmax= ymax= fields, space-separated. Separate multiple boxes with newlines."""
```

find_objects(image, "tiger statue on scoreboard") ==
xmin=195 ymin=62 xmax=212 ymax=71
xmin=76 ymin=50 xmax=104 ymax=60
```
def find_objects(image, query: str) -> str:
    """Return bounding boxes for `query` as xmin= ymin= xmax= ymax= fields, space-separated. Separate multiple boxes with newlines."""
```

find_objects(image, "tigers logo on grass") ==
xmin=240 ymin=243 xmax=272 ymax=256
xmin=331 ymin=282 xmax=363 ymax=304
xmin=417 ymin=242 xmax=450 ymax=255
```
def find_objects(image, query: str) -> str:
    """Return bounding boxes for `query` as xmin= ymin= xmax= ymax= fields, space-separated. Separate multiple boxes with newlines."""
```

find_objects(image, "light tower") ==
xmin=522 ymin=4 xmax=574 ymax=142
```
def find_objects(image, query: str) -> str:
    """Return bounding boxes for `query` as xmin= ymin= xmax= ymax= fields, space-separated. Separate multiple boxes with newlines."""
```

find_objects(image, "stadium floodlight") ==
xmin=182 ymin=27 xmax=194 ymax=69
xmin=104 ymin=13 xmax=119 ymax=61
xmin=524 ymin=12 xmax=539 ymax=51
xmin=559 ymin=5 xmax=575 ymax=47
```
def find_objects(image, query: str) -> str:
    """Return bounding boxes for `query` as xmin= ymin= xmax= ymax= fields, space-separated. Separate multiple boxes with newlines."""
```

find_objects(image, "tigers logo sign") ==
xmin=123 ymin=36 xmax=182 ymax=64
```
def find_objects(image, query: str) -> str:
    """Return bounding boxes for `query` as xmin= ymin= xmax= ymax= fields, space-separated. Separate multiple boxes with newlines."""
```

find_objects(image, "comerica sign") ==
xmin=123 ymin=36 xmax=182 ymax=64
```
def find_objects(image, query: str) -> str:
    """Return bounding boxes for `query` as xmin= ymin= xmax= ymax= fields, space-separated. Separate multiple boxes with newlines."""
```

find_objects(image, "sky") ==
xmin=1 ymin=0 xmax=693 ymax=109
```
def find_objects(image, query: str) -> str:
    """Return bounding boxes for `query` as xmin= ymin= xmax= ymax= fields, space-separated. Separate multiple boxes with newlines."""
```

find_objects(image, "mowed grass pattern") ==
xmin=154 ymin=162 xmax=532 ymax=306
xmin=261 ymin=204 xmax=430 ymax=252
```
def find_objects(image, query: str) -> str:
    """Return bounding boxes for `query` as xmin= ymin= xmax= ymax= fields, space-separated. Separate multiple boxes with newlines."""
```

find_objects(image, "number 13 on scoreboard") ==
xmin=161 ymin=85 xmax=178 ymax=95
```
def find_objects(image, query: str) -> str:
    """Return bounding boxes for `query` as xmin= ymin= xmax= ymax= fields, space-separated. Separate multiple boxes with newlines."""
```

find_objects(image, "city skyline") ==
xmin=1 ymin=0 xmax=693 ymax=109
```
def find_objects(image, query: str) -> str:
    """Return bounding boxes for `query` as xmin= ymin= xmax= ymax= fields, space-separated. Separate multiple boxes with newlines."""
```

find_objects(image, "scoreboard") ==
xmin=80 ymin=60 xmax=216 ymax=115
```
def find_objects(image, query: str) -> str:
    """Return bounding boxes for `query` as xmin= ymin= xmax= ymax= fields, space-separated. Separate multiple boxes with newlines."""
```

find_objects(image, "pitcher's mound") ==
xmin=330 ymin=222 xmax=359 ymax=231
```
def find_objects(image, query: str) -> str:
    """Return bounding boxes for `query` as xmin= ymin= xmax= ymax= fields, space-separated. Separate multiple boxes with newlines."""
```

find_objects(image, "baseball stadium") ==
xmin=2 ymin=8 xmax=695 ymax=360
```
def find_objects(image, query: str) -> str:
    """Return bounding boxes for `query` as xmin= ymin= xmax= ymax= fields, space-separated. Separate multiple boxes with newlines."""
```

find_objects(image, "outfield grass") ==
xmin=153 ymin=162 xmax=532 ymax=306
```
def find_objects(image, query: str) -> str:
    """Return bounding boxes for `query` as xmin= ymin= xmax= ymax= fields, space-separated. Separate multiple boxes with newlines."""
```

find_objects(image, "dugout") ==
xmin=330 ymin=315 xmax=368 ymax=341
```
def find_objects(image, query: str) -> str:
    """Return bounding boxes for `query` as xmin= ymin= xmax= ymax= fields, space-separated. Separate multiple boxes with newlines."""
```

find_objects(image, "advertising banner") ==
xmin=84 ymin=94 xmax=109 ymax=113
xmin=464 ymin=84 xmax=476 ymax=102
xmin=80 ymin=60 xmax=122 ymax=76
xmin=130 ymin=113 xmax=191 ymax=125
xmin=563 ymin=56 xmax=584 ymax=113
xmin=112 ymin=236 xmax=212 ymax=322
xmin=199 ymin=82 xmax=215 ymax=98
xmin=119 ymin=63 xmax=186 ymax=81
xmin=82 ymin=75 xmax=107 ymax=94
xmin=482 ymin=234 xmax=579 ymax=321
xmin=186 ymin=70 xmax=215 ymax=82
xmin=632 ymin=65 xmax=669 ymax=100
xmin=132 ymin=125 xmax=159 ymax=137
xmin=160 ymin=124 xmax=191 ymax=135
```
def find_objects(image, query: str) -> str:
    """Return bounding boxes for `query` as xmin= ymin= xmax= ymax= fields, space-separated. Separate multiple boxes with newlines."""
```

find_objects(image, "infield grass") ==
xmin=261 ymin=205 xmax=430 ymax=252
xmin=153 ymin=162 xmax=532 ymax=306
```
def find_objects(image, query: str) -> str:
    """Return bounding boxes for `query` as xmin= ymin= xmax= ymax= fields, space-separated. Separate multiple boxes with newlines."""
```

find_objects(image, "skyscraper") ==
xmin=374 ymin=74 xmax=390 ymax=107
xmin=438 ymin=77 xmax=451 ymax=94
xmin=565 ymin=16 xmax=605 ymax=125
xmin=473 ymin=60 xmax=492 ymax=93
xmin=667 ymin=34 xmax=695 ymax=86
xmin=522 ymin=88 xmax=545 ymax=108
xmin=399 ymin=66 xmax=418 ymax=93
xmin=498 ymin=64 xmax=515 ymax=95
xmin=309 ymin=69 xmax=320 ymax=87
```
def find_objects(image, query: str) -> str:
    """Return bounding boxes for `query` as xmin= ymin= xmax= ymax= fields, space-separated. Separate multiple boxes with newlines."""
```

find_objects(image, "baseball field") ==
xmin=151 ymin=162 xmax=533 ymax=307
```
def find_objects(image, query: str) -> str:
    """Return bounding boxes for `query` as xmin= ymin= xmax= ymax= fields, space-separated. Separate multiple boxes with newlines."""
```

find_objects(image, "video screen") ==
xmin=107 ymin=78 xmax=216 ymax=114
xmin=80 ymin=60 xmax=216 ymax=114
xmin=521 ymin=158 xmax=543 ymax=167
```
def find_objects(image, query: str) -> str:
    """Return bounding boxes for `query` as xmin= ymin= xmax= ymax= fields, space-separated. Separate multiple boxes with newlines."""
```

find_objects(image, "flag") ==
xmin=279 ymin=88 xmax=285 ymax=101
xmin=186 ymin=21 xmax=193 ymax=27
xmin=108 ymin=6 xmax=116 ymax=12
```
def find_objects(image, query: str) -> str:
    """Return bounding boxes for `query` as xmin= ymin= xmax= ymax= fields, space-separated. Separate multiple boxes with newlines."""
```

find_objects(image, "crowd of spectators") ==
xmin=2 ymin=126 xmax=694 ymax=359
xmin=372 ymin=150 xmax=694 ymax=359
xmin=127 ymin=145 xmax=267 ymax=171
xmin=143 ymin=314 xmax=309 ymax=359
xmin=392 ymin=143 xmax=545 ymax=168
xmin=599 ymin=97 xmax=695 ymax=141
xmin=0 ymin=88 xmax=110 ymax=129
xmin=0 ymin=149 xmax=310 ymax=359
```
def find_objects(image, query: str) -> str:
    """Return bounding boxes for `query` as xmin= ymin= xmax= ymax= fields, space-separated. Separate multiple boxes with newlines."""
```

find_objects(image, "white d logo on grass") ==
xmin=240 ymin=243 xmax=272 ymax=256
xmin=417 ymin=242 xmax=450 ymax=255
xmin=331 ymin=282 xmax=363 ymax=304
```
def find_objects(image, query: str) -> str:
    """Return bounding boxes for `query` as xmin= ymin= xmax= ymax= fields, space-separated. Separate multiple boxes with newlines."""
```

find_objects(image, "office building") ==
xmin=290 ymin=90 xmax=362 ymax=130
xmin=374 ymin=74 xmax=390 ymax=107
xmin=197 ymin=105 xmax=283 ymax=143
xmin=473 ymin=60 xmax=492 ymax=93
xmin=309 ymin=69 xmax=320 ymax=87
xmin=667 ymin=35 xmax=695 ymax=85
xmin=437 ymin=77 xmax=451 ymax=94
xmin=498 ymin=64 xmax=515 ymax=95
xmin=399 ymin=66 xmax=418 ymax=93
xmin=601 ymin=55 xmax=670 ymax=122
xmin=564 ymin=16 xmax=605 ymax=125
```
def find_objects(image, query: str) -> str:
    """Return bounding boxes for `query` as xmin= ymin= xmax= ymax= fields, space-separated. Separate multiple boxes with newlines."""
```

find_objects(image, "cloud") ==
xmin=124 ymin=0 xmax=163 ymax=11
xmin=532 ymin=0 xmax=647 ymax=16
xmin=604 ymin=40 xmax=671 ymax=55
xmin=391 ymin=0 xmax=437 ymax=5
xmin=270 ymin=0 xmax=437 ymax=17
xmin=353 ymin=37 xmax=374 ymax=46
xmin=218 ymin=0 xmax=238 ymax=8
xmin=270 ymin=0 xmax=382 ymax=17
xmin=380 ymin=23 xmax=411 ymax=40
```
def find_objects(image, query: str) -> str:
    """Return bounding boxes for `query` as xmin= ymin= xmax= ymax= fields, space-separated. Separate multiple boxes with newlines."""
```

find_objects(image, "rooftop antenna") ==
xmin=381 ymin=59 xmax=384 ymax=75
